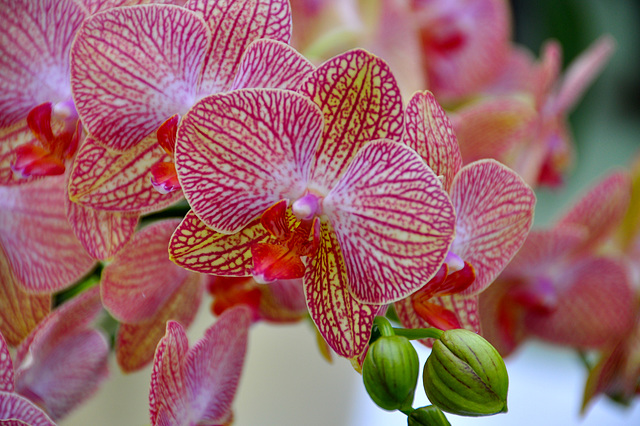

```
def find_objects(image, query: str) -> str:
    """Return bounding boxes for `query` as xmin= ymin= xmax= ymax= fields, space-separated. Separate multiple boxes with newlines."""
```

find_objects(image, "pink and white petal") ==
xmin=554 ymin=36 xmax=615 ymax=114
xmin=556 ymin=170 xmax=631 ymax=253
xmin=68 ymin=134 xmax=183 ymax=212
xmin=102 ymin=219 xmax=187 ymax=323
xmin=149 ymin=321 xmax=189 ymax=426
xmin=231 ymin=39 xmax=314 ymax=91
xmin=0 ymin=392 xmax=55 ymax=426
xmin=14 ymin=329 xmax=109 ymax=421
xmin=300 ymin=49 xmax=404 ymax=191
xmin=0 ymin=121 xmax=40 ymax=186
xmin=0 ymin=334 xmax=13 ymax=392
xmin=525 ymin=257 xmax=635 ymax=349
xmin=0 ymin=250 xmax=50 ymax=347
xmin=0 ymin=176 xmax=95 ymax=293
xmin=71 ymin=5 xmax=210 ymax=151
xmin=450 ymin=160 xmax=536 ymax=294
xmin=116 ymin=273 xmax=203 ymax=373
xmin=182 ymin=306 xmax=250 ymax=424
xmin=175 ymin=89 xmax=322 ymax=233
xmin=0 ymin=0 xmax=86 ymax=127
xmin=186 ymin=0 xmax=292 ymax=95
xmin=304 ymin=221 xmax=379 ymax=359
xmin=169 ymin=211 xmax=269 ymax=276
xmin=65 ymin=199 xmax=139 ymax=260
xmin=324 ymin=140 xmax=456 ymax=304
xmin=403 ymin=91 xmax=462 ymax=191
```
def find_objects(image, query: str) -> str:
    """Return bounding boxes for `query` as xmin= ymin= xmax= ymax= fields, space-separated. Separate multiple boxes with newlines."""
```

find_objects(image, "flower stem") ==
xmin=393 ymin=327 xmax=443 ymax=340
xmin=374 ymin=316 xmax=395 ymax=337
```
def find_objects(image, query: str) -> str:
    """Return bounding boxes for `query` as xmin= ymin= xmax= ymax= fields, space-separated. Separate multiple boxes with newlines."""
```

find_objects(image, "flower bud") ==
xmin=423 ymin=329 xmax=508 ymax=416
xmin=363 ymin=335 xmax=419 ymax=411
xmin=407 ymin=405 xmax=451 ymax=426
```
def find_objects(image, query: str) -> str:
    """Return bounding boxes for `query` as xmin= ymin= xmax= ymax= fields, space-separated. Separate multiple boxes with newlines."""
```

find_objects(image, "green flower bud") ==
xmin=363 ymin=335 xmax=420 ymax=411
xmin=423 ymin=329 xmax=508 ymax=416
xmin=407 ymin=405 xmax=451 ymax=426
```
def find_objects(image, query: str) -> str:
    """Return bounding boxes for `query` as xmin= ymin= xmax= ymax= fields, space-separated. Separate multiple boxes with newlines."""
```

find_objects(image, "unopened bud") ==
xmin=363 ymin=335 xmax=419 ymax=411
xmin=407 ymin=405 xmax=451 ymax=426
xmin=423 ymin=329 xmax=508 ymax=416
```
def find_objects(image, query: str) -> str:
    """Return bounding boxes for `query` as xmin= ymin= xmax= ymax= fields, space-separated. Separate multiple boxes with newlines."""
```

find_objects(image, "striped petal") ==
xmin=231 ymin=39 xmax=314 ymax=91
xmin=186 ymin=0 xmax=292 ymax=95
xmin=300 ymin=49 xmax=404 ymax=191
xmin=324 ymin=140 xmax=456 ymax=304
xmin=101 ymin=219 xmax=188 ymax=323
xmin=68 ymin=133 xmax=183 ymax=212
xmin=116 ymin=273 xmax=204 ymax=373
xmin=71 ymin=5 xmax=210 ymax=151
xmin=305 ymin=221 xmax=378 ymax=359
xmin=0 ymin=0 xmax=85 ymax=127
xmin=0 ymin=176 xmax=95 ymax=293
xmin=450 ymin=160 xmax=536 ymax=294
xmin=0 ymin=334 xmax=13 ymax=392
xmin=65 ymin=200 xmax=139 ymax=260
xmin=403 ymin=91 xmax=462 ymax=192
xmin=0 ymin=250 xmax=50 ymax=347
xmin=0 ymin=392 xmax=55 ymax=426
xmin=0 ymin=121 xmax=39 ymax=186
xmin=175 ymin=89 xmax=323 ymax=233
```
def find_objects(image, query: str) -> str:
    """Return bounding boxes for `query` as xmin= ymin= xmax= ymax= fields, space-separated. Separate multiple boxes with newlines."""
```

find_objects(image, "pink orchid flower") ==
xmin=169 ymin=50 xmax=456 ymax=358
xmin=149 ymin=307 xmax=250 ymax=426
xmin=480 ymin=170 xmax=636 ymax=356
xmin=394 ymin=91 xmax=535 ymax=337
xmin=100 ymin=219 xmax=205 ymax=372
xmin=5 ymin=287 xmax=109 ymax=422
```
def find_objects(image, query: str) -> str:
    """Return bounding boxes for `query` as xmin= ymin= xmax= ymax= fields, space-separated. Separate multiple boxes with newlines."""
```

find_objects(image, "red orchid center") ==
xmin=208 ymin=276 xmax=262 ymax=321
xmin=150 ymin=114 xmax=181 ymax=194
xmin=251 ymin=199 xmax=321 ymax=284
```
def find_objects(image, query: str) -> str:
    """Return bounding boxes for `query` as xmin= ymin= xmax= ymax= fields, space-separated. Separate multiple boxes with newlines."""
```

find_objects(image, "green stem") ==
xmin=374 ymin=316 xmax=395 ymax=337
xmin=393 ymin=327 xmax=443 ymax=340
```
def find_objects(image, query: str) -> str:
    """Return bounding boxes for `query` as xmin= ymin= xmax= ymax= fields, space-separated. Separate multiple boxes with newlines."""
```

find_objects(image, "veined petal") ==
xmin=0 ymin=392 xmax=55 ymax=426
xmin=116 ymin=273 xmax=203 ymax=373
xmin=182 ymin=306 xmax=250 ymax=424
xmin=65 ymin=199 xmax=139 ymax=260
xmin=175 ymin=89 xmax=323 ymax=233
xmin=0 ymin=120 xmax=40 ymax=186
xmin=324 ymin=140 xmax=456 ymax=304
xmin=300 ymin=49 xmax=403 ymax=191
xmin=70 ymin=5 xmax=210 ymax=151
xmin=0 ymin=334 xmax=13 ymax=392
xmin=403 ymin=91 xmax=462 ymax=192
xmin=450 ymin=160 xmax=536 ymax=294
xmin=231 ymin=39 xmax=314 ymax=91
xmin=0 ymin=0 xmax=85 ymax=127
xmin=0 ymin=249 xmax=50 ymax=347
xmin=0 ymin=176 xmax=95 ymax=293
xmin=186 ymin=0 xmax=292 ymax=95
xmin=169 ymin=210 xmax=268 ymax=276
xmin=102 ymin=219 xmax=188 ymax=323
xmin=304 ymin=221 xmax=378 ymax=359
xmin=68 ymin=134 xmax=183 ymax=212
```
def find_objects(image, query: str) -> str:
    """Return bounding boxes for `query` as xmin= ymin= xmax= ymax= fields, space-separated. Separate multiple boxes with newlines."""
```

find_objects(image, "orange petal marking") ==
xmin=150 ymin=162 xmax=180 ymax=194
xmin=413 ymin=300 xmax=462 ymax=330
xmin=208 ymin=277 xmax=262 ymax=320
xmin=157 ymin=114 xmax=180 ymax=157
xmin=11 ymin=144 xmax=65 ymax=178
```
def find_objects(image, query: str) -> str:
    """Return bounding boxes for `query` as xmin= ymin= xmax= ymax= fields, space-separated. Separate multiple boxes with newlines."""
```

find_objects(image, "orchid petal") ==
xmin=231 ymin=39 xmax=314 ymax=91
xmin=403 ymin=91 xmax=462 ymax=191
xmin=0 ymin=176 xmax=95 ymax=293
xmin=65 ymin=199 xmax=139 ymax=260
xmin=525 ymin=257 xmax=635 ymax=349
xmin=169 ymin=210 xmax=268 ymax=276
xmin=0 ymin=250 xmax=50 ymax=347
xmin=102 ymin=219 xmax=188 ymax=323
xmin=258 ymin=279 xmax=307 ymax=322
xmin=71 ymin=5 xmax=210 ymax=151
xmin=300 ymin=49 xmax=403 ymax=191
xmin=0 ymin=334 xmax=13 ymax=393
xmin=68 ymin=134 xmax=183 ymax=212
xmin=450 ymin=160 xmax=536 ymax=294
xmin=0 ymin=392 xmax=55 ymax=426
xmin=186 ymin=0 xmax=292 ymax=95
xmin=325 ymin=140 xmax=456 ymax=304
xmin=304 ymin=221 xmax=378 ymax=359
xmin=556 ymin=170 xmax=631 ymax=253
xmin=175 ymin=89 xmax=322 ymax=233
xmin=116 ymin=273 xmax=203 ymax=373
xmin=0 ymin=0 xmax=85 ymax=127
xmin=0 ymin=121 xmax=39 ymax=186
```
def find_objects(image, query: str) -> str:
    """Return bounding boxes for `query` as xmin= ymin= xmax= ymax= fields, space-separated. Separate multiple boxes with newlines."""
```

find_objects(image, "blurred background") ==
xmin=64 ymin=0 xmax=640 ymax=425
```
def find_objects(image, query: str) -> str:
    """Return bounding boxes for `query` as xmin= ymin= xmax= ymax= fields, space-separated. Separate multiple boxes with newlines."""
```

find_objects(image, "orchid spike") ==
xmin=171 ymin=51 xmax=456 ymax=358
xmin=149 ymin=307 xmax=250 ymax=426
